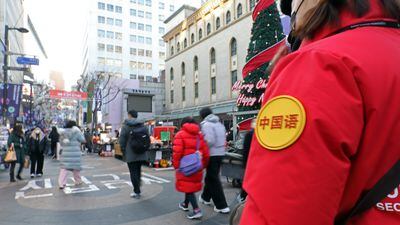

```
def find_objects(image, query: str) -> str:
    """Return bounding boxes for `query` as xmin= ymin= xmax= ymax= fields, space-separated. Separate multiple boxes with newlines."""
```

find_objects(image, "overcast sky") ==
xmin=24 ymin=0 xmax=90 ymax=90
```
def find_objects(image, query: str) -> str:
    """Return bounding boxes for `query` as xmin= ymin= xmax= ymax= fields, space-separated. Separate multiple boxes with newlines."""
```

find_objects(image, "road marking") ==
xmin=44 ymin=178 xmax=52 ymax=189
xmin=20 ymin=180 xmax=42 ymax=191
xmin=93 ymin=174 xmax=121 ymax=182
xmin=142 ymin=173 xmax=170 ymax=183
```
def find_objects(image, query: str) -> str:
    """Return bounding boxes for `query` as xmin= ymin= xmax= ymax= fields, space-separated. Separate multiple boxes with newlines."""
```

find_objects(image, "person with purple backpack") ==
xmin=173 ymin=117 xmax=210 ymax=220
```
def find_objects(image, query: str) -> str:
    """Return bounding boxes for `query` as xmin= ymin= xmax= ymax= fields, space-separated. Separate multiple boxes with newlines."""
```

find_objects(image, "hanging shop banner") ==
xmin=0 ymin=83 xmax=23 ymax=118
xmin=49 ymin=90 xmax=88 ymax=100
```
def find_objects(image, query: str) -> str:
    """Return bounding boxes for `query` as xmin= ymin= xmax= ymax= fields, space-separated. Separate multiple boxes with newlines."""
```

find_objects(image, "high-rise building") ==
xmin=0 ymin=0 xmax=26 ymax=84
xmin=81 ymin=0 xmax=202 ymax=81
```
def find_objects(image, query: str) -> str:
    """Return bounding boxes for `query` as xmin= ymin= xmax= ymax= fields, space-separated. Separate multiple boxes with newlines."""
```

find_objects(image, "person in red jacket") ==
xmin=173 ymin=117 xmax=210 ymax=220
xmin=241 ymin=0 xmax=400 ymax=225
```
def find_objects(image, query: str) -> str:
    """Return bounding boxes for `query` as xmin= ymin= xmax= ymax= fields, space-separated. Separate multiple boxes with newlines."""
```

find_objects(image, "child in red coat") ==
xmin=173 ymin=117 xmax=210 ymax=220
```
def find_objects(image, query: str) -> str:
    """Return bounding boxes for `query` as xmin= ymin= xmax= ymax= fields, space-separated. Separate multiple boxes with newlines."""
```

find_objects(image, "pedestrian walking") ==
xmin=240 ymin=0 xmax=400 ymax=224
xmin=198 ymin=107 xmax=230 ymax=214
xmin=173 ymin=117 xmax=210 ymax=220
xmin=48 ymin=126 xmax=60 ymax=158
xmin=7 ymin=124 xmax=27 ymax=182
xmin=58 ymin=120 xmax=86 ymax=189
xmin=119 ymin=109 xmax=150 ymax=199
xmin=28 ymin=127 xmax=47 ymax=178
xmin=84 ymin=128 xmax=93 ymax=153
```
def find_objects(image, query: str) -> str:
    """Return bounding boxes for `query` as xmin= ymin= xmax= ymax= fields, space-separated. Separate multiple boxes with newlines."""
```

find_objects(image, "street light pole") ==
xmin=2 ymin=25 xmax=9 ymax=125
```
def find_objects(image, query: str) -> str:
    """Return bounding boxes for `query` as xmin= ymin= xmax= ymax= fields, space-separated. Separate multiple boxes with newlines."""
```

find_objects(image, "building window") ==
xmin=138 ymin=10 xmax=144 ymax=18
xmin=231 ymin=70 xmax=238 ymax=86
xmin=114 ymin=59 xmax=122 ymax=67
xmin=138 ymin=0 xmax=144 ymax=5
xmin=130 ymin=22 xmax=137 ymax=29
xmin=115 ymin=6 xmax=122 ymax=13
xmin=211 ymin=77 xmax=216 ymax=95
xmin=98 ymin=57 xmax=105 ymax=65
xmin=146 ymin=50 xmax=152 ymax=57
xmin=159 ymin=52 xmax=165 ymax=59
xmin=145 ymin=0 xmax=152 ymax=7
xmin=146 ymin=63 xmax=153 ymax=70
xmin=250 ymin=0 xmax=256 ymax=10
xmin=139 ymin=75 xmax=145 ymax=81
xmin=138 ymin=49 xmax=145 ymax=56
xmin=183 ymin=38 xmax=187 ymax=48
xmin=194 ymin=56 xmax=198 ymax=71
xmin=130 ymin=74 xmax=137 ymax=79
xmin=138 ymin=62 xmax=145 ymax=69
xmin=177 ymin=42 xmax=180 ymax=52
xmin=107 ymin=44 xmax=114 ymax=52
xmin=106 ymin=31 xmax=114 ymax=39
xmin=181 ymin=62 xmax=185 ymax=76
xmin=138 ymin=36 xmax=145 ymax=43
xmin=146 ymin=25 xmax=152 ymax=32
xmin=159 ymin=39 xmax=165 ymax=47
xmin=115 ymin=46 xmax=122 ymax=53
xmin=191 ymin=33 xmax=195 ymax=44
xmin=216 ymin=17 xmax=221 ymax=30
xmin=159 ymin=14 xmax=165 ymax=21
xmin=170 ymin=5 xmax=174 ymax=11
xmin=146 ymin=37 xmax=152 ymax=44
xmin=115 ymin=32 xmax=122 ymax=40
xmin=130 ymin=61 xmax=137 ymax=69
xmin=130 ymin=48 xmax=137 ymax=55
xmin=194 ymin=82 xmax=199 ymax=98
xmin=170 ymin=90 xmax=174 ymax=103
xmin=199 ymin=29 xmax=203 ymax=40
xmin=107 ymin=4 xmax=114 ymax=11
xmin=97 ymin=29 xmax=105 ymax=38
xmin=130 ymin=9 xmax=137 ymax=16
xmin=207 ymin=23 xmax=211 ymax=35
xmin=98 ymin=2 xmax=105 ymax=10
xmin=210 ymin=48 xmax=216 ymax=64
xmin=115 ymin=19 xmax=122 ymax=27
xmin=98 ymin=16 xmax=105 ymax=24
xmin=146 ymin=12 xmax=152 ymax=19
xmin=138 ymin=23 xmax=144 ymax=30
xmin=98 ymin=43 xmax=105 ymax=51
xmin=107 ymin=17 xmax=114 ymax=25
xmin=170 ymin=67 xmax=174 ymax=80
xmin=159 ymin=27 xmax=165 ymax=34
xmin=226 ymin=11 xmax=231 ymax=24
xmin=237 ymin=4 xmax=243 ymax=18
xmin=130 ymin=35 xmax=137 ymax=42
xmin=182 ymin=87 xmax=186 ymax=101
xmin=170 ymin=46 xmax=174 ymax=55
xmin=230 ymin=38 xmax=237 ymax=56
xmin=159 ymin=2 xmax=165 ymax=9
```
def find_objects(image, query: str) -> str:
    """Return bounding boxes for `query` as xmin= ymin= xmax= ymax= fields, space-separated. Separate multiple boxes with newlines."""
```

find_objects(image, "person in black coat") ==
xmin=48 ymin=126 xmax=59 ymax=158
xmin=28 ymin=127 xmax=48 ymax=178
xmin=238 ymin=129 xmax=254 ymax=202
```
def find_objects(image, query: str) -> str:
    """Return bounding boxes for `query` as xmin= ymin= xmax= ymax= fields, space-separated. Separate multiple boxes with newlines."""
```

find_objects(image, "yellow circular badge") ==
xmin=255 ymin=95 xmax=306 ymax=150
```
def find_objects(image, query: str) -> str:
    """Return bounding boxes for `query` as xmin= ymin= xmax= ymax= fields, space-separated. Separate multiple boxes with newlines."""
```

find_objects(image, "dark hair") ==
xmin=65 ymin=120 xmax=77 ymax=128
xmin=181 ymin=117 xmax=197 ymax=126
xmin=128 ymin=109 xmax=138 ymax=118
xmin=200 ymin=107 xmax=213 ymax=119
xmin=51 ymin=126 xmax=58 ymax=133
xmin=12 ymin=124 xmax=23 ymax=137
xmin=295 ymin=0 xmax=400 ymax=39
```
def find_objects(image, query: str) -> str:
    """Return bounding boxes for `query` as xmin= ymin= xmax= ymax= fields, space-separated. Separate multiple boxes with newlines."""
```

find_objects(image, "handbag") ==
xmin=24 ymin=156 xmax=30 ymax=168
xmin=179 ymin=136 xmax=202 ymax=176
xmin=5 ymin=144 xmax=17 ymax=163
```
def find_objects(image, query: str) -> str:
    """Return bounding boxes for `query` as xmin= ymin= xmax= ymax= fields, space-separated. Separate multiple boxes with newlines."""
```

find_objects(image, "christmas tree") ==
xmin=234 ymin=1 xmax=285 ymax=124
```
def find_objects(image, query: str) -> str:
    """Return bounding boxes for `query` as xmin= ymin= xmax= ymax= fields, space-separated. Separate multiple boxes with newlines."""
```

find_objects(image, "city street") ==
xmin=0 ymin=155 xmax=238 ymax=225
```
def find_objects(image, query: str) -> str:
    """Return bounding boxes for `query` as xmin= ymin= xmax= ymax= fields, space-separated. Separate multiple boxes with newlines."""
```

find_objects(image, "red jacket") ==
xmin=241 ymin=1 xmax=400 ymax=225
xmin=173 ymin=123 xmax=210 ymax=193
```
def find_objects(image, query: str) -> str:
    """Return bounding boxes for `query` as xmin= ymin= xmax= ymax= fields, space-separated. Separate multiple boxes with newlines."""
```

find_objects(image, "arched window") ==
xmin=181 ymin=62 xmax=185 ymax=76
xmin=207 ymin=23 xmax=211 ymax=35
xmin=184 ymin=38 xmax=187 ymax=48
xmin=237 ymin=4 xmax=243 ymax=18
xmin=226 ymin=11 xmax=231 ymax=24
xmin=170 ymin=46 xmax=174 ymax=56
xmin=210 ymin=48 xmax=216 ymax=64
xmin=177 ymin=42 xmax=180 ymax=52
xmin=216 ymin=17 xmax=221 ymax=30
xmin=250 ymin=0 xmax=256 ymax=10
xmin=191 ymin=33 xmax=195 ymax=44
xmin=199 ymin=29 xmax=203 ymax=40
xmin=230 ymin=38 xmax=237 ymax=56
xmin=170 ymin=67 xmax=174 ymax=80
xmin=194 ymin=56 xmax=198 ymax=71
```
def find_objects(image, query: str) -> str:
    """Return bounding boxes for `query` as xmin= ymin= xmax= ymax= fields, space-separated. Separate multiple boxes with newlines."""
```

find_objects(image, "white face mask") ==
xmin=35 ymin=130 xmax=40 ymax=134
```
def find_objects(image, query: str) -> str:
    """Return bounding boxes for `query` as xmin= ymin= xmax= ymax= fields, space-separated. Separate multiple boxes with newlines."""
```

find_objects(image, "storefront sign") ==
xmin=232 ymin=79 xmax=268 ymax=107
xmin=49 ymin=90 xmax=88 ymax=100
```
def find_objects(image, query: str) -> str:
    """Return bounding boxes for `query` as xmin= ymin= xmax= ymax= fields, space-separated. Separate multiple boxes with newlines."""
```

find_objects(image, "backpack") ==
xmin=129 ymin=125 xmax=150 ymax=154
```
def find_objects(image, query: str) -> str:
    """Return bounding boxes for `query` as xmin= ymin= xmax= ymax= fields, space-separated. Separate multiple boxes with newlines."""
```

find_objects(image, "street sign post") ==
xmin=16 ymin=56 xmax=39 ymax=66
